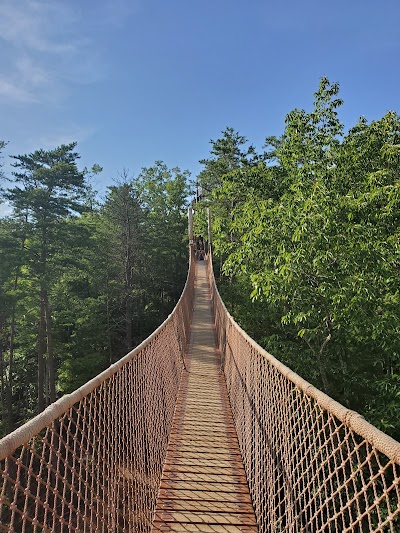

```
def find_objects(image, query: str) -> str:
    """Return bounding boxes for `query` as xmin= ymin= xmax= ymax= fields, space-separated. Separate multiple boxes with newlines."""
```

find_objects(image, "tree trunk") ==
xmin=316 ymin=346 xmax=330 ymax=394
xmin=106 ymin=290 xmax=113 ymax=365
xmin=0 ymin=275 xmax=6 ymax=432
xmin=126 ymin=296 xmax=132 ymax=351
xmin=6 ymin=233 xmax=25 ymax=429
xmin=0 ymin=313 xmax=4 ymax=432
xmin=124 ymin=197 xmax=133 ymax=351
xmin=38 ymin=296 xmax=46 ymax=412
xmin=7 ymin=312 xmax=16 ymax=432
xmin=43 ymin=289 xmax=56 ymax=403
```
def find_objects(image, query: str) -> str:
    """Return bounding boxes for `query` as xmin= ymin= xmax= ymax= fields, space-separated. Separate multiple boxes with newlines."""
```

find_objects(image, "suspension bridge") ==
xmin=1 ymin=213 xmax=400 ymax=532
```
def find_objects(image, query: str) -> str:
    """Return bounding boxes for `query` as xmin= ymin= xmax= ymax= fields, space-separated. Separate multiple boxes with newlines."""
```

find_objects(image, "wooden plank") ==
xmin=160 ymin=480 xmax=250 ymax=493
xmin=167 ymin=445 xmax=243 ymax=456
xmin=163 ymin=457 xmax=243 ymax=469
xmin=162 ymin=472 xmax=247 ymax=484
xmin=154 ymin=511 xmax=257 ymax=525
xmin=157 ymin=499 xmax=254 ymax=513
xmin=158 ymin=489 xmax=252 ymax=504
xmin=169 ymin=433 xmax=237 ymax=442
xmin=162 ymin=464 xmax=245 ymax=476
xmin=152 ymin=522 xmax=258 ymax=532
xmin=170 ymin=426 xmax=239 ymax=436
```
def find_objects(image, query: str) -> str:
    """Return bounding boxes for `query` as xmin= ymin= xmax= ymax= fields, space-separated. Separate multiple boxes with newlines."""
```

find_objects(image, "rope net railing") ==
xmin=0 ymin=250 xmax=195 ymax=533
xmin=207 ymin=253 xmax=400 ymax=533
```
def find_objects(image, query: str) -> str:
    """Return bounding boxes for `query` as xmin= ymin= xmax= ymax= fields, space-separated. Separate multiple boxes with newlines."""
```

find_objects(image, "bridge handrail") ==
xmin=0 ymin=248 xmax=194 ymax=461
xmin=0 ymin=247 xmax=195 ymax=532
xmin=207 ymin=253 xmax=400 ymax=464
xmin=207 ymin=249 xmax=400 ymax=532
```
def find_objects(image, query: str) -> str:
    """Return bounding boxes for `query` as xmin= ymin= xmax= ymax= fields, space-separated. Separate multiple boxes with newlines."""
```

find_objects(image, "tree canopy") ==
xmin=197 ymin=78 xmax=400 ymax=440
xmin=0 ymin=151 xmax=191 ymax=436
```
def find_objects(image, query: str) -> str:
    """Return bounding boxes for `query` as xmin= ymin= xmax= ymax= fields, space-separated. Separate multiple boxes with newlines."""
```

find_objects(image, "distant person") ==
xmin=195 ymin=235 xmax=205 ymax=260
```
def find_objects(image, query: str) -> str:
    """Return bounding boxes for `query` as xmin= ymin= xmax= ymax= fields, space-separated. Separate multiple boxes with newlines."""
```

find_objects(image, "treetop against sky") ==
xmin=0 ymin=0 xmax=399 ymax=208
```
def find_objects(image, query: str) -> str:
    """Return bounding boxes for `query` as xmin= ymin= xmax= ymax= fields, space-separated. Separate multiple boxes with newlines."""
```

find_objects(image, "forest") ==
xmin=1 ymin=77 xmax=400 ymax=442
xmin=0 ymin=149 xmax=191 ymax=438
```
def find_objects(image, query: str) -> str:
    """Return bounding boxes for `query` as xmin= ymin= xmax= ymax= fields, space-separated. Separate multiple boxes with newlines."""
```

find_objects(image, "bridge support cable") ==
xmin=207 ymin=249 xmax=400 ymax=532
xmin=0 ymin=249 xmax=195 ymax=532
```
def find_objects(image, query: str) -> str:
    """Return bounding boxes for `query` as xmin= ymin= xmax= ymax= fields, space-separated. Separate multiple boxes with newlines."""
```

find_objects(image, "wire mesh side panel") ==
xmin=208 ymin=258 xmax=400 ymax=533
xmin=0 ymin=254 xmax=195 ymax=533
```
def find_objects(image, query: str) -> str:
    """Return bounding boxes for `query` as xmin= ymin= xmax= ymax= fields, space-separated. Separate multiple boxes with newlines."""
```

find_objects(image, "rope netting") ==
xmin=207 ymin=254 xmax=400 ymax=533
xmin=2 ymin=238 xmax=400 ymax=533
xmin=0 ymin=251 xmax=194 ymax=533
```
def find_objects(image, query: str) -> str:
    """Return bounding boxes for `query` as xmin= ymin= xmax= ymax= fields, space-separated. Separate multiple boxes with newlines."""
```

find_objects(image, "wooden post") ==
xmin=188 ymin=207 xmax=194 ymax=244
xmin=207 ymin=208 xmax=212 ymax=254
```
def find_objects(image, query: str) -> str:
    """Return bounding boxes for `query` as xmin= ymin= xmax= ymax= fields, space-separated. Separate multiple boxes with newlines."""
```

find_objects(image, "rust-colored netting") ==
xmin=207 ymin=254 xmax=400 ymax=533
xmin=2 ymin=244 xmax=400 ymax=533
xmin=0 ymin=253 xmax=194 ymax=533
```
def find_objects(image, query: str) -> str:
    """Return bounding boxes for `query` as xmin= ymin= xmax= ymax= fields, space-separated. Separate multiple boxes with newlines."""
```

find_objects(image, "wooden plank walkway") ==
xmin=152 ymin=261 xmax=258 ymax=532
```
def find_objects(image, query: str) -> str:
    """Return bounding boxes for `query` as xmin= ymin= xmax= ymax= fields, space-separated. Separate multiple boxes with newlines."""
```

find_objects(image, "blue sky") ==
xmin=1 ymin=0 xmax=399 ymax=210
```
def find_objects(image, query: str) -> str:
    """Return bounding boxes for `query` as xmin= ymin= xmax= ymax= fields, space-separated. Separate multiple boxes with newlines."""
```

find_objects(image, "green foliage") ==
xmin=0 ymin=149 xmax=191 ymax=436
xmin=201 ymin=79 xmax=400 ymax=440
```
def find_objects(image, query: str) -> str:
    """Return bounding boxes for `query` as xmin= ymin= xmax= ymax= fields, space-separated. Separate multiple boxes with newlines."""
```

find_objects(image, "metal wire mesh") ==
xmin=0 ymin=252 xmax=194 ymax=533
xmin=207 ymin=255 xmax=400 ymax=533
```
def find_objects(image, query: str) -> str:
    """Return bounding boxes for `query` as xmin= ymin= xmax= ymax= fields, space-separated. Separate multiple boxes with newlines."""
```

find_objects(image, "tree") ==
xmin=101 ymin=175 xmax=144 ymax=352
xmin=198 ymin=127 xmax=256 ymax=193
xmin=215 ymin=79 xmax=344 ymax=392
xmin=136 ymin=162 xmax=192 ymax=320
xmin=197 ymin=128 xmax=260 ymax=266
xmin=204 ymin=79 xmax=400 ymax=439
xmin=0 ymin=218 xmax=22 ymax=433
xmin=5 ymin=143 xmax=89 ymax=410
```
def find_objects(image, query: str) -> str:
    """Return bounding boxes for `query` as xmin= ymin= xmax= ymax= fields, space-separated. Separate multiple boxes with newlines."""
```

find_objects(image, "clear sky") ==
xmin=1 ymin=0 xmax=399 ymax=208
